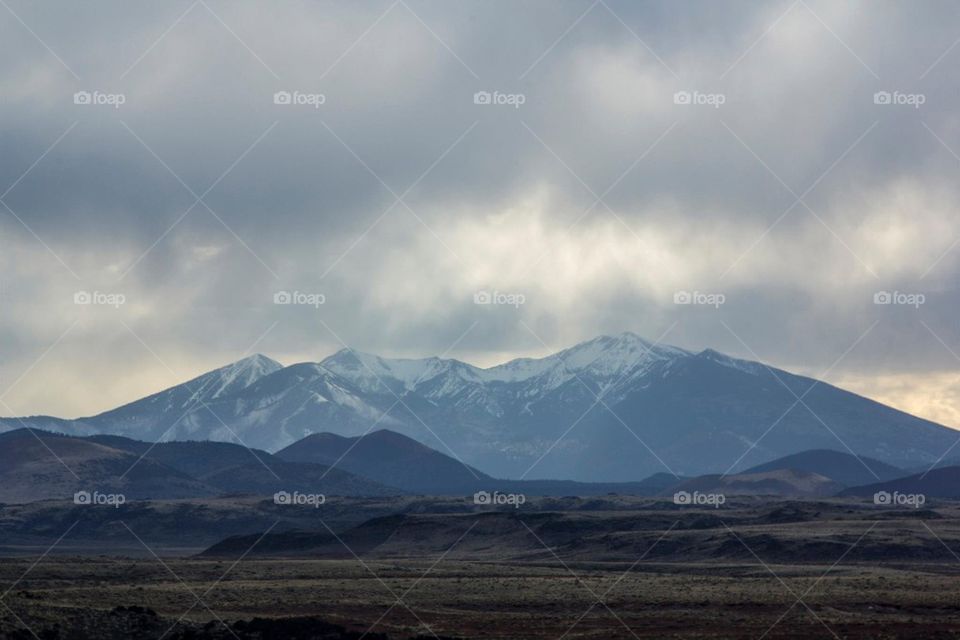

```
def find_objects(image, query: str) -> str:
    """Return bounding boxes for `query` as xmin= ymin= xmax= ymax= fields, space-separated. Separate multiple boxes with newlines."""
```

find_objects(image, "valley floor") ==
xmin=4 ymin=497 xmax=960 ymax=638
xmin=4 ymin=555 xmax=960 ymax=638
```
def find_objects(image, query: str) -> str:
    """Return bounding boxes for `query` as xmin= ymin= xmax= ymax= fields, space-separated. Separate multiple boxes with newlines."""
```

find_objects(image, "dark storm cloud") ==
xmin=2 ymin=0 xmax=960 ymax=423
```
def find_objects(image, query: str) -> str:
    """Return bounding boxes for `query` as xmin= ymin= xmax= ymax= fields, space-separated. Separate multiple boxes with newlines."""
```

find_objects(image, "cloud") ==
xmin=2 ymin=0 xmax=960 ymax=426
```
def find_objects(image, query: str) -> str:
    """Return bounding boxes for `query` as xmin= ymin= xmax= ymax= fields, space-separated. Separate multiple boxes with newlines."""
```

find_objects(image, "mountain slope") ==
xmin=276 ymin=429 xmax=492 ymax=494
xmin=2 ymin=333 xmax=957 ymax=483
xmin=742 ymin=449 xmax=906 ymax=487
xmin=0 ymin=429 xmax=217 ymax=503
xmin=838 ymin=466 xmax=960 ymax=499
xmin=0 ymin=429 xmax=400 ymax=502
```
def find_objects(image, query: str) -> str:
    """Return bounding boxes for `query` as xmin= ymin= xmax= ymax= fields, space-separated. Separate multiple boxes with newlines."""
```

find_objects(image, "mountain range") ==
xmin=2 ymin=332 xmax=957 ymax=482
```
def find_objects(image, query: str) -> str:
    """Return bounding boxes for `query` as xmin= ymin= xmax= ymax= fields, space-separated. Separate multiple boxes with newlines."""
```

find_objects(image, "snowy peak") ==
xmin=310 ymin=333 xmax=694 ymax=409
xmin=553 ymin=332 xmax=690 ymax=376
xmin=90 ymin=353 xmax=283 ymax=419
xmin=319 ymin=348 xmax=478 ymax=393
xmin=479 ymin=332 xmax=689 ymax=389
xmin=190 ymin=353 xmax=284 ymax=401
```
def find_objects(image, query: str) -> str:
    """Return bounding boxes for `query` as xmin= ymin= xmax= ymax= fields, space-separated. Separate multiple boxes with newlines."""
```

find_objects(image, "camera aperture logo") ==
xmin=673 ymin=290 xmax=725 ymax=308
xmin=473 ymin=90 xmax=525 ymax=109
xmin=74 ymin=290 xmax=126 ymax=308
xmin=73 ymin=490 xmax=126 ymax=508
xmin=473 ymin=290 xmax=525 ymax=308
xmin=873 ymin=290 xmax=924 ymax=308
xmin=873 ymin=490 xmax=925 ymax=508
xmin=473 ymin=490 xmax=526 ymax=509
xmin=273 ymin=490 xmax=326 ymax=508
xmin=873 ymin=91 xmax=925 ymax=109
xmin=273 ymin=90 xmax=326 ymax=109
xmin=73 ymin=90 xmax=126 ymax=109
xmin=274 ymin=290 xmax=325 ymax=308
xmin=673 ymin=90 xmax=725 ymax=108
xmin=673 ymin=490 xmax=725 ymax=508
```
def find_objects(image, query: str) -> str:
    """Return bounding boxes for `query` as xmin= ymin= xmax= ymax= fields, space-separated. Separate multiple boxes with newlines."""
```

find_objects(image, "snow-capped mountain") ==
xmin=1 ymin=332 xmax=956 ymax=482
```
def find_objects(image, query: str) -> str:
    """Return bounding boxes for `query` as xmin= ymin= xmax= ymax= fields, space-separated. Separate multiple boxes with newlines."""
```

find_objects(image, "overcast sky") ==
xmin=2 ymin=0 xmax=960 ymax=426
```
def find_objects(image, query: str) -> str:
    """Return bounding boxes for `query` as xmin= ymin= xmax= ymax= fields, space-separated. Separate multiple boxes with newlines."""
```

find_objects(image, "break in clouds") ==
xmin=2 ymin=0 xmax=960 ymax=424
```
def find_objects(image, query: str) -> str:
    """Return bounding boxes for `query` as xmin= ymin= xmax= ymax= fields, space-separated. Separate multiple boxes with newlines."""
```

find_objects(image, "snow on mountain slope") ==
xmin=67 ymin=354 xmax=284 ymax=442
xmin=94 ymin=354 xmax=282 ymax=417
xmin=2 ymin=333 xmax=957 ymax=483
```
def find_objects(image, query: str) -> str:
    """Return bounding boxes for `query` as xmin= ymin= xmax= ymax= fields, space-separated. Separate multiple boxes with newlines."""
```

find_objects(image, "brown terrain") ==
xmin=2 ymin=496 xmax=960 ymax=639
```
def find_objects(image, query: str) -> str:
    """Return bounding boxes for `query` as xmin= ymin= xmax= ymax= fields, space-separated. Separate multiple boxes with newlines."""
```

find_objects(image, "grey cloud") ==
xmin=2 ymin=0 xmax=960 ymax=425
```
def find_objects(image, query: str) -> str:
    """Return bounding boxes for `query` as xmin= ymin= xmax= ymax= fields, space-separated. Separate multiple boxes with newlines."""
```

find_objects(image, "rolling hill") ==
xmin=741 ymin=449 xmax=906 ymax=487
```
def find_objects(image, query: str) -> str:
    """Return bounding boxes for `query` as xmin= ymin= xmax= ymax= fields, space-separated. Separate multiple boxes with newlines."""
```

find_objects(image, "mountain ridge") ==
xmin=1 ymin=333 xmax=956 ymax=482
